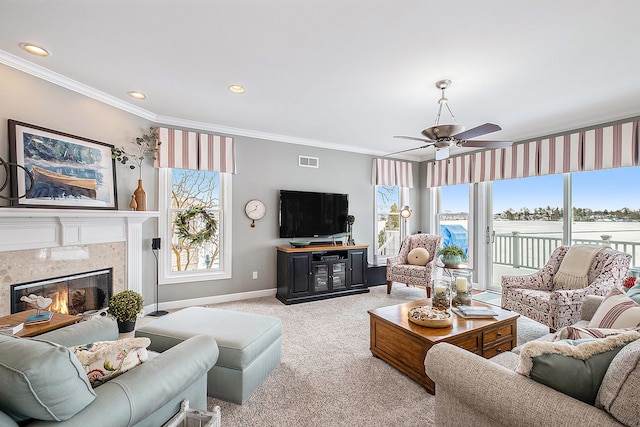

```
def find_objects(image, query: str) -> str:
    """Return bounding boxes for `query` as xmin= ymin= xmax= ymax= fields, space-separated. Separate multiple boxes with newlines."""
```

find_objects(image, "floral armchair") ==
xmin=501 ymin=245 xmax=631 ymax=331
xmin=386 ymin=234 xmax=442 ymax=297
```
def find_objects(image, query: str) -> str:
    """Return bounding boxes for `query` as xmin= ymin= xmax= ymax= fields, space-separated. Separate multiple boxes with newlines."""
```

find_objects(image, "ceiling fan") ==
xmin=389 ymin=79 xmax=513 ymax=160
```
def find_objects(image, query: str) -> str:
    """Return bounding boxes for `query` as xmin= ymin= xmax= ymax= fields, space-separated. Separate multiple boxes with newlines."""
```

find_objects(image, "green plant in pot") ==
xmin=108 ymin=290 xmax=144 ymax=333
xmin=437 ymin=245 xmax=467 ymax=267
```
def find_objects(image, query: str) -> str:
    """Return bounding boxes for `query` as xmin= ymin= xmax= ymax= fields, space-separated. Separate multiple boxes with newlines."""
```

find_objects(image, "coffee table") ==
xmin=368 ymin=298 xmax=519 ymax=394
xmin=0 ymin=309 xmax=80 ymax=337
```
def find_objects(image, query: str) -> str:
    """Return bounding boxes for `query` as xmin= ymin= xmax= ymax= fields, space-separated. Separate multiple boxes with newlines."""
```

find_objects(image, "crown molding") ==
xmin=1 ymin=50 xmax=420 ymax=160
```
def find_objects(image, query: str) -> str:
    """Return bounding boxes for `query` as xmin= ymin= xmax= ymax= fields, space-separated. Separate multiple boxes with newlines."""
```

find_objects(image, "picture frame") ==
xmin=8 ymin=120 xmax=118 ymax=209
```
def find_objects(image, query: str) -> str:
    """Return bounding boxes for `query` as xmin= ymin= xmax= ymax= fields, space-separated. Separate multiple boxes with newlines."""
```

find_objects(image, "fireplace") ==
xmin=11 ymin=269 xmax=112 ymax=315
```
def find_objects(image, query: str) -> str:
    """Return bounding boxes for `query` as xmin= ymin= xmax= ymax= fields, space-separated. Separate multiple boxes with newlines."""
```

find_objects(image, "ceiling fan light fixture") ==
xmin=20 ymin=43 xmax=50 ymax=57
xmin=228 ymin=85 xmax=245 ymax=94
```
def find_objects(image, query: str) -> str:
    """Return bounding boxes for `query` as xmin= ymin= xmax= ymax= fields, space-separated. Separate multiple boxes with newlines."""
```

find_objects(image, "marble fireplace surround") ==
xmin=0 ymin=209 xmax=158 ymax=316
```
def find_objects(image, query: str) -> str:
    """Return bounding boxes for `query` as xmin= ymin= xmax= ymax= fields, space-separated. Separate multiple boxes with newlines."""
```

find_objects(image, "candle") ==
xmin=435 ymin=286 xmax=446 ymax=296
xmin=456 ymin=277 xmax=468 ymax=293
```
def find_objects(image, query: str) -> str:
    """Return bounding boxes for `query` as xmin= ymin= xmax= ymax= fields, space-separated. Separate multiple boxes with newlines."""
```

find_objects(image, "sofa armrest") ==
xmin=27 ymin=335 xmax=219 ymax=427
xmin=580 ymin=295 xmax=604 ymax=321
xmin=0 ymin=410 xmax=19 ymax=427
xmin=425 ymin=343 xmax=622 ymax=427
xmin=36 ymin=317 xmax=118 ymax=347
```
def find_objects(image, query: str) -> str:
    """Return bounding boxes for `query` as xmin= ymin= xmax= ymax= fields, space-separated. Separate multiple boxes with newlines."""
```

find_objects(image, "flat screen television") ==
xmin=279 ymin=190 xmax=349 ymax=238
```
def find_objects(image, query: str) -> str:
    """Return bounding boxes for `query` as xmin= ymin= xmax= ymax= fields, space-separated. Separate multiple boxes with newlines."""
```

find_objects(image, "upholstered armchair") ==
xmin=386 ymin=234 xmax=443 ymax=297
xmin=501 ymin=245 xmax=631 ymax=331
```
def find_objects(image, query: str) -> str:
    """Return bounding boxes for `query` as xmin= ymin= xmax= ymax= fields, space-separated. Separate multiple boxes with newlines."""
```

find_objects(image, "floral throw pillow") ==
xmin=69 ymin=337 xmax=150 ymax=387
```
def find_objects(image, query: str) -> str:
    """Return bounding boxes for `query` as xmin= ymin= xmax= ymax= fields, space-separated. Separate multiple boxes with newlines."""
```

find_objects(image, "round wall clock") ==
xmin=245 ymin=199 xmax=266 ymax=228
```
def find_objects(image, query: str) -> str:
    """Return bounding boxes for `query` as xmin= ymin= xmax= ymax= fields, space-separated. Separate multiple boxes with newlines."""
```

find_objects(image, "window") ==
xmin=375 ymin=185 xmax=408 ymax=259
xmin=438 ymin=184 xmax=470 ymax=257
xmin=158 ymin=168 xmax=232 ymax=284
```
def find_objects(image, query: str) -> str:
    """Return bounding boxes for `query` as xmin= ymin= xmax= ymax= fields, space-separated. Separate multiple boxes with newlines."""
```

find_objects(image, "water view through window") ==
xmin=491 ymin=167 xmax=640 ymax=287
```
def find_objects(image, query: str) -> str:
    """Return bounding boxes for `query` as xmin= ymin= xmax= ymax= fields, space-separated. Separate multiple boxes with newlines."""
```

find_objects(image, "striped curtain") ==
xmin=155 ymin=127 xmax=236 ymax=174
xmin=372 ymin=159 xmax=413 ymax=188
xmin=426 ymin=118 xmax=639 ymax=188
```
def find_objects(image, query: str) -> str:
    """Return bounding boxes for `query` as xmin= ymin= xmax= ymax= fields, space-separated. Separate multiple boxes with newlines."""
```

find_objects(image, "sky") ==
xmin=442 ymin=166 xmax=640 ymax=213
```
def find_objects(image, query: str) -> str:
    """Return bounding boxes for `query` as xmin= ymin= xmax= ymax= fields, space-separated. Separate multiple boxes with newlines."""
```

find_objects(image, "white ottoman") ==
xmin=136 ymin=307 xmax=282 ymax=404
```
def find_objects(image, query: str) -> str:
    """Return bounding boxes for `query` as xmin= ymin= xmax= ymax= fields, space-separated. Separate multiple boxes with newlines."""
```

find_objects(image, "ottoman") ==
xmin=136 ymin=306 xmax=282 ymax=404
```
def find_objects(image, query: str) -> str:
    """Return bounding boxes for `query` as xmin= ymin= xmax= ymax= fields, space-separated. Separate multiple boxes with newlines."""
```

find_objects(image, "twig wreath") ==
xmin=174 ymin=205 xmax=218 ymax=245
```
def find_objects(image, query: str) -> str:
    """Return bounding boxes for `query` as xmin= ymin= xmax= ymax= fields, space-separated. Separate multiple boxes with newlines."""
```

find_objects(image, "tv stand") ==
xmin=276 ymin=244 xmax=369 ymax=304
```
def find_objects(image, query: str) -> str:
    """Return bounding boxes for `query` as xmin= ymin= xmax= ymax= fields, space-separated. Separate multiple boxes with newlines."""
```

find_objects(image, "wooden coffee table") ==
xmin=368 ymin=298 xmax=519 ymax=394
xmin=0 ymin=309 xmax=80 ymax=337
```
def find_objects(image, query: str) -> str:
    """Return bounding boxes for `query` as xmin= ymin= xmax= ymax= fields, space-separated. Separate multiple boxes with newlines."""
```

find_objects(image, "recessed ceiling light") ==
xmin=20 ymin=43 xmax=51 ymax=57
xmin=127 ymin=91 xmax=147 ymax=100
xmin=228 ymin=85 xmax=245 ymax=94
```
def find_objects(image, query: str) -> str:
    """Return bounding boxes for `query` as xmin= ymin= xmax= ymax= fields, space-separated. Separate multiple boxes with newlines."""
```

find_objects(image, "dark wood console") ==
xmin=276 ymin=244 xmax=369 ymax=304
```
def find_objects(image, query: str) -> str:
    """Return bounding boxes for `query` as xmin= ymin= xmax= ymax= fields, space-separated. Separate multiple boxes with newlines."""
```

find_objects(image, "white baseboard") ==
xmin=142 ymin=288 xmax=277 ymax=314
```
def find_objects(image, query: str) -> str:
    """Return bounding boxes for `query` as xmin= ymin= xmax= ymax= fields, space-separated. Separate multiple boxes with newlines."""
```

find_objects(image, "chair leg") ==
xmin=386 ymin=281 xmax=392 ymax=294
xmin=426 ymin=285 xmax=431 ymax=298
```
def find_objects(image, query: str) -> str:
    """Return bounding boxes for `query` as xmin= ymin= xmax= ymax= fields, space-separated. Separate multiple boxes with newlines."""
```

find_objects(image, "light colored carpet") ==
xmin=180 ymin=284 xmax=550 ymax=427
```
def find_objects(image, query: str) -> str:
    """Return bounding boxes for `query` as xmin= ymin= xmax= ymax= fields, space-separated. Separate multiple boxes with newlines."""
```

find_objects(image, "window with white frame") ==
xmin=375 ymin=185 xmax=408 ymax=258
xmin=158 ymin=168 xmax=232 ymax=284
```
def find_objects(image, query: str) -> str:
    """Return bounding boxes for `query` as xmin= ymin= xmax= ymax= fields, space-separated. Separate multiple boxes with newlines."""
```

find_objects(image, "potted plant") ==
xmin=108 ymin=290 xmax=144 ymax=333
xmin=111 ymin=126 xmax=161 ymax=211
xmin=437 ymin=244 xmax=467 ymax=267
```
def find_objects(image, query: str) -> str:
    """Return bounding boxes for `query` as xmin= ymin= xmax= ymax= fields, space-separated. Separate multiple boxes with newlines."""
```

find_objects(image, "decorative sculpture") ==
xmin=20 ymin=294 xmax=53 ymax=314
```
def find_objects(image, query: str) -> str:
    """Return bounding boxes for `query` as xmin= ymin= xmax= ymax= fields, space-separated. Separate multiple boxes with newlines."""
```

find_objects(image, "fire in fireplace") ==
xmin=11 ymin=269 xmax=112 ymax=315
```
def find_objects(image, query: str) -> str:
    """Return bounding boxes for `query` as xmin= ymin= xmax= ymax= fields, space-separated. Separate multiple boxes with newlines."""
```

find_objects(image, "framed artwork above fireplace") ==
xmin=8 ymin=119 xmax=118 ymax=209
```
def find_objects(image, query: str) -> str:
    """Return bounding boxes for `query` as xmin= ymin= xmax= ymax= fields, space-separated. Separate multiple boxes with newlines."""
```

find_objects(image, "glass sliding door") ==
xmin=375 ymin=185 xmax=407 ymax=260
xmin=438 ymin=184 xmax=471 ymax=261
xmin=490 ymin=175 xmax=563 ymax=290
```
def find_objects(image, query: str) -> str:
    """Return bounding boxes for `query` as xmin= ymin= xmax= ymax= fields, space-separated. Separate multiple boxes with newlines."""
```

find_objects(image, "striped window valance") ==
xmin=426 ymin=118 xmax=639 ymax=188
xmin=156 ymin=127 xmax=237 ymax=174
xmin=372 ymin=159 xmax=413 ymax=188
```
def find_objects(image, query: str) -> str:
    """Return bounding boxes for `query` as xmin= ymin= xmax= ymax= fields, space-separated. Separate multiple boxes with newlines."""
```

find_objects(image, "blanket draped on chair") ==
xmin=553 ymin=244 xmax=605 ymax=289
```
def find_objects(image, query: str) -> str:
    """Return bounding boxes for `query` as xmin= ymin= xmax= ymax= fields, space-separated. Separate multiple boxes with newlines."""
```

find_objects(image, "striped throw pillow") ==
xmin=589 ymin=288 xmax=640 ymax=329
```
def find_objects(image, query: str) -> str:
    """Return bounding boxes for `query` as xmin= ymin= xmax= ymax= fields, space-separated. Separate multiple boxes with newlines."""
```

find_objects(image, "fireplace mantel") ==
xmin=0 ymin=208 xmax=158 ymax=295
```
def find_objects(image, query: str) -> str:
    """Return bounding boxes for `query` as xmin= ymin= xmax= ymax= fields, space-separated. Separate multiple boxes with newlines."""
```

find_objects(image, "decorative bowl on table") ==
xmin=289 ymin=241 xmax=311 ymax=248
xmin=408 ymin=306 xmax=453 ymax=328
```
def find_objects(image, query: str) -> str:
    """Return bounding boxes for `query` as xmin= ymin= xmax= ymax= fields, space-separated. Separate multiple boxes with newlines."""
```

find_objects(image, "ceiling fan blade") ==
xmin=435 ymin=146 xmax=450 ymax=161
xmin=393 ymin=135 xmax=434 ymax=143
xmin=460 ymin=140 xmax=513 ymax=148
xmin=384 ymin=144 xmax=433 ymax=157
xmin=453 ymin=123 xmax=502 ymax=140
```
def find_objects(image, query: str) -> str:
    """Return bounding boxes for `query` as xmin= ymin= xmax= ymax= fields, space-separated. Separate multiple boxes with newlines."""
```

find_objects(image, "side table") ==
xmin=0 ymin=309 xmax=80 ymax=337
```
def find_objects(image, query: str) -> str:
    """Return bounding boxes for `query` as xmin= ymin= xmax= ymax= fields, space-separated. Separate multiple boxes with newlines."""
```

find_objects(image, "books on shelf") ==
xmin=25 ymin=311 xmax=54 ymax=325
xmin=0 ymin=322 xmax=24 ymax=335
xmin=453 ymin=305 xmax=499 ymax=318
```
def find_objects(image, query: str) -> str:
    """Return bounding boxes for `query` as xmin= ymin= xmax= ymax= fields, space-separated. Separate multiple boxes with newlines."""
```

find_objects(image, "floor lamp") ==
xmin=400 ymin=205 xmax=412 ymax=237
xmin=148 ymin=237 xmax=168 ymax=317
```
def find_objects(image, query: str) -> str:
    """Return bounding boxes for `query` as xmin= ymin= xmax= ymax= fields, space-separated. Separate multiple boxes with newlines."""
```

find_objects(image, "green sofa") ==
xmin=0 ymin=317 xmax=219 ymax=427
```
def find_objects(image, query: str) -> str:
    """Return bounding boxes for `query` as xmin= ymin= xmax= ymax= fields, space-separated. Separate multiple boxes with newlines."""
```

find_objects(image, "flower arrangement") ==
xmin=437 ymin=245 xmax=467 ymax=259
xmin=108 ymin=290 xmax=144 ymax=322
xmin=623 ymin=276 xmax=637 ymax=292
xmin=111 ymin=127 xmax=161 ymax=179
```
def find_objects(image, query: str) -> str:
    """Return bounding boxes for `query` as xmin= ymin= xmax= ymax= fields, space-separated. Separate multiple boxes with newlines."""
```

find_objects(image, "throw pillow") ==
xmin=69 ymin=337 xmax=151 ymax=387
xmin=0 ymin=334 xmax=96 ymax=421
xmin=515 ymin=331 xmax=640 ymax=404
xmin=407 ymin=248 xmax=430 ymax=266
xmin=553 ymin=325 xmax=640 ymax=341
xmin=595 ymin=337 xmax=640 ymax=425
xmin=588 ymin=288 xmax=640 ymax=329
xmin=625 ymin=281 xmax=640 ymax=304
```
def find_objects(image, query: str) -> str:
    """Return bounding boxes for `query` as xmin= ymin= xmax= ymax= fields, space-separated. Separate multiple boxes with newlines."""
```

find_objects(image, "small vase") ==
xmin=442 ymin=254 xmax=462 ymax=267
xmin=117 ymin=319 xmax=136 ymax=333
xmin=133 ymin=179 xmax=147 ymax=211
xmin=129 ymin=195 xmax=137 ymax=211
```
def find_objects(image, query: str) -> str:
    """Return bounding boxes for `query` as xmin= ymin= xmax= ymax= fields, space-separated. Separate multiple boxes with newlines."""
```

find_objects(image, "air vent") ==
xmin=299 ymin=155 xmax=319 ymax=168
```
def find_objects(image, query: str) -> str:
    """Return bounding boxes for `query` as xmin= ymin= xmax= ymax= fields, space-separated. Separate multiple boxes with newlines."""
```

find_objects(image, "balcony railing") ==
xmin=493 ymin=232 xmax=640 ymax=270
